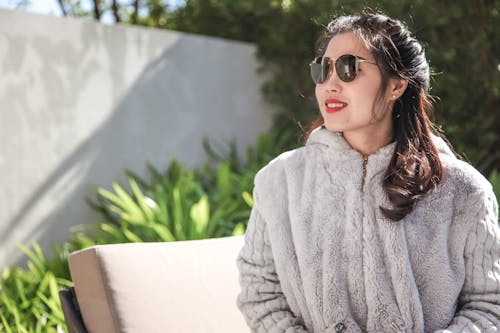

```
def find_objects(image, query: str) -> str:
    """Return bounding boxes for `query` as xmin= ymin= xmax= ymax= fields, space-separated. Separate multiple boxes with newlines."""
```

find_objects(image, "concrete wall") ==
xmin=0 ymin=10 xmax=276 ymax=268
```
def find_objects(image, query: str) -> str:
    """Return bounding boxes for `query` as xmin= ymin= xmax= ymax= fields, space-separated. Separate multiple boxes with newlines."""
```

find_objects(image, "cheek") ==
xmin=364 ymin=85 xmax=390 ymax=121
xmin=359 ymin=82 xmax=382 ymax=106
xmin=315 ymin=87 xmax=324 ymax=109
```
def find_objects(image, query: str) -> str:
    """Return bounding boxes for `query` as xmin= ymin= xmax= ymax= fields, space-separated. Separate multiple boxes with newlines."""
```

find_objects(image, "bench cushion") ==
xmin=69 ymin=236 xmax=248 ymax=333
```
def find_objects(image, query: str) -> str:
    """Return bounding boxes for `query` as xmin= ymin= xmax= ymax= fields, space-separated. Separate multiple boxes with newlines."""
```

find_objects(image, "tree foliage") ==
xmin=57 ymin=0 xmax=500 ymax=173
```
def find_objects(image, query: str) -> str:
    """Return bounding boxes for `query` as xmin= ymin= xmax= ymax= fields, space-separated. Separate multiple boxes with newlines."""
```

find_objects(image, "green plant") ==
xmin=84 ymin=159 xmax=249 ymax=244
xmin=489 ymin=169 xmax=500 ymax=209
xmin=83 ymin=128 xmax=295 ymax=245
xmin=0 ymin=243 xmax=72 ymax=333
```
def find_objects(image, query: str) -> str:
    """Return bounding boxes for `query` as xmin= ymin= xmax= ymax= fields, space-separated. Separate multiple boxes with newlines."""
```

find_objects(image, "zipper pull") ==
xmin=361 ymin=156 xmax=368 ymax=191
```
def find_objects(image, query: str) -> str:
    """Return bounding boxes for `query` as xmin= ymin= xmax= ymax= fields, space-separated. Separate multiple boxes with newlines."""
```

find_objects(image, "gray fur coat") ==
xmin=236 ymin=127 xmax=500 ymax=332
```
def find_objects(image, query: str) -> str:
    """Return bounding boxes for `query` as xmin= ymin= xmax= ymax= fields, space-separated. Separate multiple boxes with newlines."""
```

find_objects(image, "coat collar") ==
xmin=305 ymin=126 xmax=455 ymax=160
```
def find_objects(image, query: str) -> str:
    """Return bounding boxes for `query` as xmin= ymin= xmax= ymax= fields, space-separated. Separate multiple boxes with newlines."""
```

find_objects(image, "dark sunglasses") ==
xmin=309 ymin=54 xmax=377 ymax=84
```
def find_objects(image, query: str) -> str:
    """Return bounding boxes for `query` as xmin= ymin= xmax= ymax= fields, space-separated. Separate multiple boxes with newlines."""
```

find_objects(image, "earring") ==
xmin=392 ymin=94 xmax=396 ymax=100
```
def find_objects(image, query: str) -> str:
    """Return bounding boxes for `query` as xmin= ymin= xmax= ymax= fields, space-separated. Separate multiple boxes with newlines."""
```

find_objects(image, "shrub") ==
xmin=0 ymin=244 xmax=71 ymax=333
xmin=489 ymin=169 xmax=500 ymax=205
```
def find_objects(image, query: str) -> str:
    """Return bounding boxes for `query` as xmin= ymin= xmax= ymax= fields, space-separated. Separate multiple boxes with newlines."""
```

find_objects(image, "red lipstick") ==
xmin=325 ymin=98 xmax=347 ymax=113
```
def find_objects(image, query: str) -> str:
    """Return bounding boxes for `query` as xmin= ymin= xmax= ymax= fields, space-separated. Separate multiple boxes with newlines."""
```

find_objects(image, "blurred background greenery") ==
xmin=1 ymin=0 xmax=499 ymax=331
xmin=177 ymin=0 xmax=500 ymax=172
xmin=52 ymin=0 xmax=500 ymax=173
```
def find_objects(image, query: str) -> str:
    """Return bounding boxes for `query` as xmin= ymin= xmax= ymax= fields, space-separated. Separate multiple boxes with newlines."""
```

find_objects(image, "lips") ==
xmin=325 ymin=98 xmax=347 ymax=113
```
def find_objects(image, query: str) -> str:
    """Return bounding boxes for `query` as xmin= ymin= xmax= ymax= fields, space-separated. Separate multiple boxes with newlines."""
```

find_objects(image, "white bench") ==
xmin=60 ymin=236 xmax=249 ymax=333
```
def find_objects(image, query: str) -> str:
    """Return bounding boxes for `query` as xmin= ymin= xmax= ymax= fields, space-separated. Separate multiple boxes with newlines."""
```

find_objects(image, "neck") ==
xmin=342 ymin=127 xmax=394 ymax=157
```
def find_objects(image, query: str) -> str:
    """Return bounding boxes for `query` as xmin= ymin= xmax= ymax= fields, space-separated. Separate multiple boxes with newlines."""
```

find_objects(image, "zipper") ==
xmin=361 ymin=156 xmax=368 ymax=192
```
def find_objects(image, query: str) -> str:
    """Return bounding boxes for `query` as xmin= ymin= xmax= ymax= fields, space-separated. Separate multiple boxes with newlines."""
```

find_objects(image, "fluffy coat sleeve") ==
xmin=435 ymin=188 xmax=500 ymax=332
xmin=236 ymin=205 xmax=309 ymax=333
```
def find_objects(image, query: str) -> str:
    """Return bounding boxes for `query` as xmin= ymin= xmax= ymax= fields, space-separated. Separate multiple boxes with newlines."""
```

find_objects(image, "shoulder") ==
xmin=440 ymin=154 xmax=492 ymax=196
xmin=439 ymin=154 xmax=497 ymax=214
xmin=252 ymin=145 xmax=318 ymax=203
xmin=432 ymin=132 xmax=493 ymax=200
xmin=254 ymin=147 xmax=305 ymax=186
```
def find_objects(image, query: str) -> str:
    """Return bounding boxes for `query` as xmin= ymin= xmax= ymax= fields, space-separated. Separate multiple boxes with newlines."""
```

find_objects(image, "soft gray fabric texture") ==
xmin=236 ymin=126 xmax=500 ymax=333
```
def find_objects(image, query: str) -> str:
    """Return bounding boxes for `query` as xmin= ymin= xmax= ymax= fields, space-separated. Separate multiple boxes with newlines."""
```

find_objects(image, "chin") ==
xmin=323 ymin=122 xmax=344 ymax=133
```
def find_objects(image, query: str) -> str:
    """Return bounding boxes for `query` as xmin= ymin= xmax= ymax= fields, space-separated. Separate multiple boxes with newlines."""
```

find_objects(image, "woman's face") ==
xmin=315 ymin=32 xmax=394 ymax=140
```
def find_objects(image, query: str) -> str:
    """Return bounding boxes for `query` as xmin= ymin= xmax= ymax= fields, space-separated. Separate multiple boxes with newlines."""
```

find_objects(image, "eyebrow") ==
xmin=347 ymin=53 xmax=372 ymax=61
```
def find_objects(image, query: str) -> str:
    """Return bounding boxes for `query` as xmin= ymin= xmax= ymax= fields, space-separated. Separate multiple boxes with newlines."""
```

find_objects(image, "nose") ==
xmin=322 ymin=72 xmax=343 ymax=93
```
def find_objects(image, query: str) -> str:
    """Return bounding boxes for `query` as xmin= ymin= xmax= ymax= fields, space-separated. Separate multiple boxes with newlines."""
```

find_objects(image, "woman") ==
xmin=236 ymin=12 xmax=500 ymax=333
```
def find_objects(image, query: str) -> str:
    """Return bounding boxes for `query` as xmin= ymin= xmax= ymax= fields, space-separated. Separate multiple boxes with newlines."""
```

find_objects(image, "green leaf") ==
xmin=232 ymin=222 xmax=246 ymax=236
xmin=149 ymin=224 xmax=176 ymax=242
xmin=122 ymin=228 xmax=143 ymax=243
xmin=37 ymin=272 xmax=50 ymax=295
xmin=129 ymin=176 xmax=157 ymax=222
xmin=190 ymin=195 xmax=210 ymax=238
xmin=97 ymin=187 xmax=128 ymax=211
xmin=36 ymin=290 xmax=64 ymax=323
xmin=2 ymin=267 xmax=11 ymax=280
xmin=18 ymin=243 xmax=46 ymax=276
xmin=172 ymin=187 xmax=186 ymax=240
xmin=242 ymin=191 xmax=254 ymax=208
xmin=15 ymin=278 xmax=28 ymax=306
xmin=113 ymin=182 xmax=146 ymax=222
xmin=100 ymin=223 xmax=126 ymax=241
xmin=216 ymin=163 xmax=232 ymax=197
xmin=0 ymin=313 xmax=13 ymax=333
xmin=489 ymin=170 xmax=500 ymax=207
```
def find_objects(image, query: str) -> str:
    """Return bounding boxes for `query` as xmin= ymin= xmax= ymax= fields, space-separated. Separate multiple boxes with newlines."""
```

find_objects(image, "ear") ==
xmin=388 ymin=78 xmax=408 ymax=100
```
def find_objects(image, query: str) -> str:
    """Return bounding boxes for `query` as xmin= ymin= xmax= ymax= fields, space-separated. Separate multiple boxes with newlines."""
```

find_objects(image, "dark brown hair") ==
xmin=308 ymin=12 xmax=445 ymax=221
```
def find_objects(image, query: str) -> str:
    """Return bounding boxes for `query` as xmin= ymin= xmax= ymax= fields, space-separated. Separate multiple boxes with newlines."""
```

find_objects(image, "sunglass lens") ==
xmin=310 ymin=57 xmax=329 ymax=84
xmin=310 ymin=55 xmax=360 ymax=83
xmin=336 ymin=55 xmax=357 ymax=82
xmin=310 ymin=63 xmax=323 ymax=84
